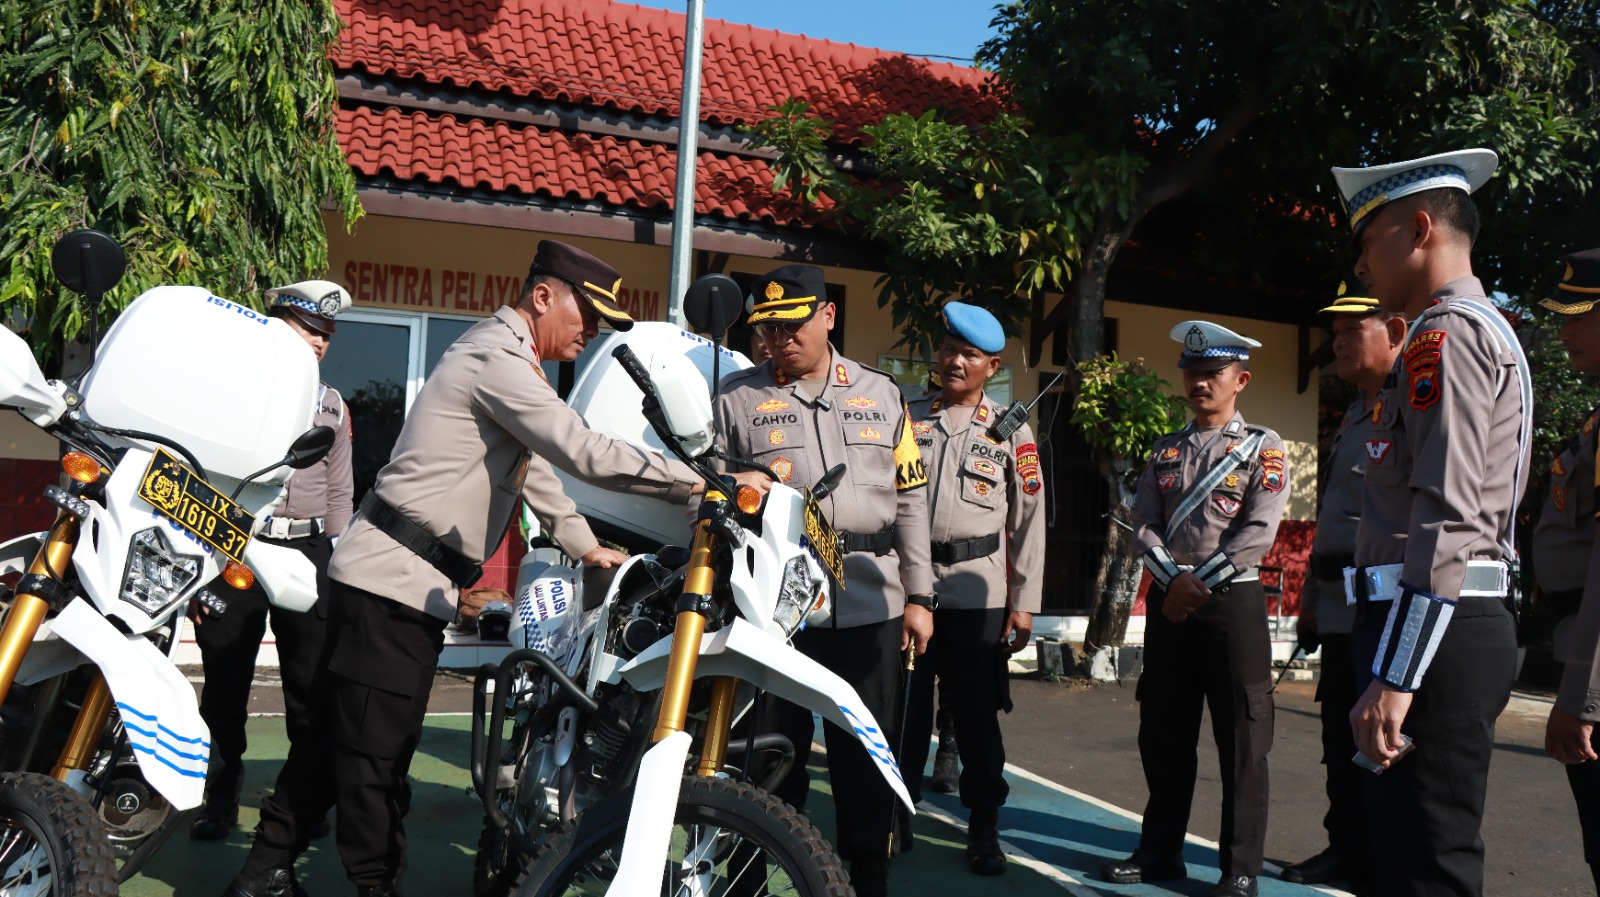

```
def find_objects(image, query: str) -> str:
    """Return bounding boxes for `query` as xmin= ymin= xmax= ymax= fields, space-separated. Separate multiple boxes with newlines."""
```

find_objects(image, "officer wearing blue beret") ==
xmin=903 ymin=302 xmax=1044 ymax=876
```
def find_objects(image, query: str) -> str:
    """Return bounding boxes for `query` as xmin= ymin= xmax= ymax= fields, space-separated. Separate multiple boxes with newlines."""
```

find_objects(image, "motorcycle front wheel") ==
xmin=0 ymin=772 xmax=118 ymax=895
xmin=514 ymin=776 xmax=849 ymax=897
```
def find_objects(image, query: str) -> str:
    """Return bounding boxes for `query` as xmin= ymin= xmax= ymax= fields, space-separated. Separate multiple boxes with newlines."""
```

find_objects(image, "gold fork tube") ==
xmin=52 ymin=673 xmax=113 ymax=780
xmin=695 ymin=677 xmax=739 ymax=776
xmin=0 ymin=512 xmax=80 ymax=707
xmin=651 ymin=517 xmax=721 ymax=743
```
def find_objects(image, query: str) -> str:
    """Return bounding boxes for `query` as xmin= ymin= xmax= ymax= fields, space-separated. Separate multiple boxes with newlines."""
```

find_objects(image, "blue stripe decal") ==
xmin=126 ymin=742 xmax=208 ymax=779
xmin=121 ymin=719 xmax=210 ymax=764
xmin=117 ymin=703 xmax=209 ymax=747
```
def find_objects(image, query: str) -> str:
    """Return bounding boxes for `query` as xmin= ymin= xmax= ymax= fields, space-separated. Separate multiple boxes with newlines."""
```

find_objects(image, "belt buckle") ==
xmin=1365 ymin=566 xmax=1401 ymax=601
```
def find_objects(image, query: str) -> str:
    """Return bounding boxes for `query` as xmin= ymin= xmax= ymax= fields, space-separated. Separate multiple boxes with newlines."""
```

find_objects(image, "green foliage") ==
xmin=1509 ymin=307 xmax=1600 ymax=474
xmin=0 ymin=0 xmax=362 ymax=354
xmin=1070 ymin=353 xmax=1188 ymax=461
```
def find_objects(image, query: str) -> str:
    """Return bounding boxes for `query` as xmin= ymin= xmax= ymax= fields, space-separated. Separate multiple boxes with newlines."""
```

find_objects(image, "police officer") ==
xmin=222 ymin=241 xmax=769 ymax=897
xmin=899 ymin=302 xmax=1043 ymax=877
xmin=1102 ymin=320 xmax=1291 ymax=897
xmin=190 ymin=280 xmax=355 ymax=841
xmin=1280 ymin=276 xmax=1403 ymax=891
xmin=1538 ymin=249 xmax=1600 ymax=891
xmin=712 ymin=265 xmax=933 ymax=897
xmin=1335 ymin=149 xmax=1530 ymax=897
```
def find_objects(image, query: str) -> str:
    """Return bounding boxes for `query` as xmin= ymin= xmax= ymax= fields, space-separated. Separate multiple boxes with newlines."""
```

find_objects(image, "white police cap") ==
xmin=1331 ymin=148 xmax=1497 ymax=233
xmin=1171 ymin=320 xmax=1261 ymax=370
xmin=265 ymin=280 xmax=352 ymax=335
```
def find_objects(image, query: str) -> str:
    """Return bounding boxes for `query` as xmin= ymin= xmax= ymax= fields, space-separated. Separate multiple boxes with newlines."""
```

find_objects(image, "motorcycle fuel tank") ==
xmin=78 ymin=286 xmax=318 ymax=482
xmin=559 ymin=323 xmax=751 ymax=549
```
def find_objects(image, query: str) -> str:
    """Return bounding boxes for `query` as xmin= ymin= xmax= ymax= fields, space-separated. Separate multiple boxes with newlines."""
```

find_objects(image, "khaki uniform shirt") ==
xmin=1536 ymin=409 xmax=1599 ymax=662
xmin=713 ymin=350 xmax=933 ymax=627
xmin=1556 ymin=422 xmax=1600 ymax=720
xmin=331 ymin=307 xmax=699 ymax=620
xmin=272 ymin=384 xmax=355 ymax=536
xmin=1133 ymin=412 xmax=1291 ymax=588
xmin=1306 ymin=396 xmax=1374 ymax=635
xmin=907 ymin=393 xmax=1044 ymax=613
xmin=1353 ymin=278 xmax=1529 ymax=596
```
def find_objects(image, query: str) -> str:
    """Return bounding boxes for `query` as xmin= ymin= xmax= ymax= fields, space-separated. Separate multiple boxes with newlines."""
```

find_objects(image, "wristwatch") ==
xmin=906 ymin=592 xmax=939 ymax=611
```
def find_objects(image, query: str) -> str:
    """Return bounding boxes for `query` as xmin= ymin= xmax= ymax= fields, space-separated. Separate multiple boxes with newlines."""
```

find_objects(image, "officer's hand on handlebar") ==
xmin=580 ymin=546 xmax=629 ymax=569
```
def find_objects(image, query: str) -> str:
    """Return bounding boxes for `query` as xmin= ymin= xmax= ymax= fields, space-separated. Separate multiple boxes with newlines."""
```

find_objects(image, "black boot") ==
xmin=965 ymin=807 xmax=1007 ymax=876
xmin=848 ymin=855 xmax=889 ymax=897
xmin=222 ymin=842 xmax=304 ymax=897
xmin=356 ymin=885 xmax=403 ymax=897
xmin=930 ymin=730 xmax=960 ymax=794
xmin=190 ymin=799 xmax=240 ymax=841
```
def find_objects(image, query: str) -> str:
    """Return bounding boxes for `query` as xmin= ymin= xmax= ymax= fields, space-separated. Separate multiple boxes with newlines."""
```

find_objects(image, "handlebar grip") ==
xmin=611 ymin=345 xmax=656 ymax=397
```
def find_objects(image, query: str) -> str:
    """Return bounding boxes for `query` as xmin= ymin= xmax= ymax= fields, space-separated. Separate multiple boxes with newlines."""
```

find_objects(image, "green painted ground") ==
xmin=123 ymin=715 xmax=1056 ymax=897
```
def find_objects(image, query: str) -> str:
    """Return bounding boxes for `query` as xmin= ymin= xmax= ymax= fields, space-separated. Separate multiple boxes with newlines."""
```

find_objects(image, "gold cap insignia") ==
xmin=1337 ymin=281 xmax=1348 ymax=296
xmin=1565 ymin=264 xmax=1575 ymax=283
xmin=765 ymin=282 xmax=785 ymax=301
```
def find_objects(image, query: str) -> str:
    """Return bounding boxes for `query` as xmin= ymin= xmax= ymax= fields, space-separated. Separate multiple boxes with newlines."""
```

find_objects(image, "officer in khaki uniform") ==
xmin=192 ymin=280 xmax=355 ymax=841
xmin=1335 ymin=149 xmax=1530 ymax=897
xmin=1539 ymin=249 xmax=1600 ymax=891
xmin=224 ymin=242 xmax=765 ymax=897
xmin=712 ymin=264 xmax=933 ymax=897
xmin=1104 ymin=321 xmax=1291 ymax=897
xmin=1281 ymin=276 xmax=1403 ymax=891
xmin=899 ymin=302 xmax=1042 ymax=877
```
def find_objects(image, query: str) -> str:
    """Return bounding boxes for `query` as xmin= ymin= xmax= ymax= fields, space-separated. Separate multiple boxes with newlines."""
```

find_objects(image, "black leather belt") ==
xmin=840 ymin=526 xmax=896 ymax=556
xmin=931 ymin=532 xmax=1001 ymax=565
xmin=1309 ymin=551 xmax=1355 ymax=582
xmin=359 ymin=492 xmax=483 ymax=588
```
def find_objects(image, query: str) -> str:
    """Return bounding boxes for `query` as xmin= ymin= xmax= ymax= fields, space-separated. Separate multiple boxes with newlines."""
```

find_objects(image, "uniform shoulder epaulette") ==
xmin=853 ymin=361 xmax=901 ymax=387
xmin=717 ymin=364 xmax=769 ymax=389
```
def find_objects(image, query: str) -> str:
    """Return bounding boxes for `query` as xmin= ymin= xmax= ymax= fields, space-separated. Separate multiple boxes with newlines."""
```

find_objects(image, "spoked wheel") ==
xmin=0 ymin=772 xmax=117 ymax=896
xmin=515 ymin=776 xmax=849 ymax=897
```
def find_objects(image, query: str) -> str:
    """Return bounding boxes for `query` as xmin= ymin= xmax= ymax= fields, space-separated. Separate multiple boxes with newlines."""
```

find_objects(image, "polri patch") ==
xmin=1214 ymin=495 xmax=1242 ymax=517
xmin=755 ymin=398 xmax=791 ymax=412
xmin=1263 ymin=468 xmax=1285 ymax=492
xmin=1409 ymin=366 xmax=1441 ymax=411
xmin=844 ymin=396 xmax=878 ymax=410
xmin=1366 ymin=440 xmax=1391 ymax=465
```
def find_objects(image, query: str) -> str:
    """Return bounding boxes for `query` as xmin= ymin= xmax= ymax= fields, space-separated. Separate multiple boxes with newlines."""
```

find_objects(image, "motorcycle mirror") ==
xmin=51 ymin=229 xmax=126 ymax=306
xmin=682 ymin=273 xmax=743 ymax=339
xmin=811 ymin=463 xmax=847 ymax=502
xmin=284 ymin=425 xmax=336 ymax=470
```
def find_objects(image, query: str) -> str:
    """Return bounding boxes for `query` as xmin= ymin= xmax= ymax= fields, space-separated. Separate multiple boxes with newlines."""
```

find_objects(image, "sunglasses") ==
xmin=755 ymin=319 xmax=808 ymax=339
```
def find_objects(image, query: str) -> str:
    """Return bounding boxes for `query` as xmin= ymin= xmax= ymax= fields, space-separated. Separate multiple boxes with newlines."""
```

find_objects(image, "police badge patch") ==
xmin=1214 ymin=495 xmax=1242 ymax=517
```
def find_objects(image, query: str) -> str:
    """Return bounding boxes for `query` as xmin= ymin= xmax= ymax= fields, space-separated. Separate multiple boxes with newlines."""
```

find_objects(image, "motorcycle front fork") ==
xmin=651 ymin=499 xmax=740 ymax=779
xmin=0 ymin=509 xmax=114 ymax=782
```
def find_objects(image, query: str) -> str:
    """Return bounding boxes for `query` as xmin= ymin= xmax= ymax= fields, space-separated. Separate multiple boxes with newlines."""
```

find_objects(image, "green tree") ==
xmin=1071 ymin=354 xmax=1189 ymax=677
xmin=0 ymin=0 xmax=361 ymax=356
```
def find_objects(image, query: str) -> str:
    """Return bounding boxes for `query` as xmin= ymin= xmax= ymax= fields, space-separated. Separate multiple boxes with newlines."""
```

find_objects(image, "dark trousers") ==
xmin=196 ymin=535 xmax=332 ymax=808
xmin=902 ymin=606 xmax=1011 ymax=811
xmin=767 ymin=617 xmax=909 ymax=862
xmin=1315 ymin=632 xmax=1371 ymax=878
xmin=1566 ymin=736 xmax=1600 ymax=892
xmin=1352 ymin=595 xmax=1515 ymax=897
xmin=249 ymin=580 xmax=447 ymax=887
xmin=1137 ymin=581 xmax=1273 ymax=879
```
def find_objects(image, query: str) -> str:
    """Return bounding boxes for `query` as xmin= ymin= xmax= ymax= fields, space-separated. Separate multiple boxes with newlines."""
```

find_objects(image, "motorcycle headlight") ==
xmin=773 ymin=554 xmax=823 ymax=638
xmin=119 ymin=527 xmax=203 ymax=617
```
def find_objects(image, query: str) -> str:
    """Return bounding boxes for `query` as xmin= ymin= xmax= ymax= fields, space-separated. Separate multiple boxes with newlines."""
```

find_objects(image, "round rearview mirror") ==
xmin=51 ymin=230 xmax=126 ymax=302
xmin=682 ymin=273 xmax=744 ymax=339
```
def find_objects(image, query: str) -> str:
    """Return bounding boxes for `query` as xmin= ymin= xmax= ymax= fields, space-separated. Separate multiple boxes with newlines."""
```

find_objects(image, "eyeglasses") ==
xmin=755 ymin=320 xmax=807 ymax=339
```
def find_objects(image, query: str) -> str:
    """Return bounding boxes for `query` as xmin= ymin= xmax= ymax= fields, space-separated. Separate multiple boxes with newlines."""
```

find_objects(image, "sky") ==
xmin=624 ymin=0 xmax=1004 ymax=63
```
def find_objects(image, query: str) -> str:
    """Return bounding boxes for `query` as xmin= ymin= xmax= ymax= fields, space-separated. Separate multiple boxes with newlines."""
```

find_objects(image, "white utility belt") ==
xmin=259 ymin=516 xmax=325 ymax=540
xmin=1177 ymin=564 xmax=1259 ymax=584
xmin=1342 ymin=560 xmax=1509 ymax=605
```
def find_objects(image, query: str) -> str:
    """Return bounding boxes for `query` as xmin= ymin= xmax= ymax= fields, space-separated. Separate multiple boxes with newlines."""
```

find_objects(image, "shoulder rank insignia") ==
xmin=844 ymin=396 xmax=877 ymax=410
xmin=1366 ymin=440 xmax=1391 ymax=465
xmin=1225 ymin=442 xmax=1240 ymax=455
xmin=1586 ymin=413 xmax=1600 ymax=437
xmin=1214 ymin=495 xmax=1242 ymax=517
xmin=976 ymin=405 xmax=990 ymax=423
xmin=834 ymin=363 xmax=850 ymax=386
xmin=1371 ymin=398 xmax=1384 ymax=425
xmin=755 ymin=398 xmax=791 ymax=413
xmin=1553 ymin=456 xmax=1567 ymax=477
xmin=770 ymin=457 xmax=793 ymax=482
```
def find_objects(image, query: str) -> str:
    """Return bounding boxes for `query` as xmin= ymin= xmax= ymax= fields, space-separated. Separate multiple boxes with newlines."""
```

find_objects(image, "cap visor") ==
xmin=586 ymin=295 xmax=634 ymax=330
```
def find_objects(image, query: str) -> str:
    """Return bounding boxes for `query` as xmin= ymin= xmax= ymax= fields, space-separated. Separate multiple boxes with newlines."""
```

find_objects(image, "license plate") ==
xmin=801 ymin=489 xmax=844 ymax=589
xmin=138 ymin=448 xmax=255 ymax=563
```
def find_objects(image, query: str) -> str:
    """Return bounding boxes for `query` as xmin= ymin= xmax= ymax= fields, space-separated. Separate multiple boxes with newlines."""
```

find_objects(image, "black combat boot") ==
xmin=966 ymin=807 xmax=1007 ymax=876
xmin=930 ymin=729 xmax=960 ymax=794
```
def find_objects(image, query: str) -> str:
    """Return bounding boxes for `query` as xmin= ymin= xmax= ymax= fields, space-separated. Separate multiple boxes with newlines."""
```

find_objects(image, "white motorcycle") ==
xmin=469 ymin=280 xmax=913 ymax=897
xmin=0 ymin=231 xmax=329 ymax=893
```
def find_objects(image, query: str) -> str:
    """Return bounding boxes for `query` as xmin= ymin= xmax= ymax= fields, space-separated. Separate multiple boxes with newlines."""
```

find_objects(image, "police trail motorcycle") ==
xmin=470 ymin=293 xmax=912 ymax=897
xmin=0 ymin=232 xmax=331 ymax=893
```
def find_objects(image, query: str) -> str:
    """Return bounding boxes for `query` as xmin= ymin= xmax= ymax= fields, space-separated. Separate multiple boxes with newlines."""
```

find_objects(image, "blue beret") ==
xmin=942 ymin=302 xmax=1005 ymax=354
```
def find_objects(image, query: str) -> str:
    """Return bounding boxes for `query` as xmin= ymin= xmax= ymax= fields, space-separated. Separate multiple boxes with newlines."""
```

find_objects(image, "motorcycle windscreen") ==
xmin=617 ymin=617 xmax=914 ymax=810
xmin=49 ymin=599 xmax=209 ymax=810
